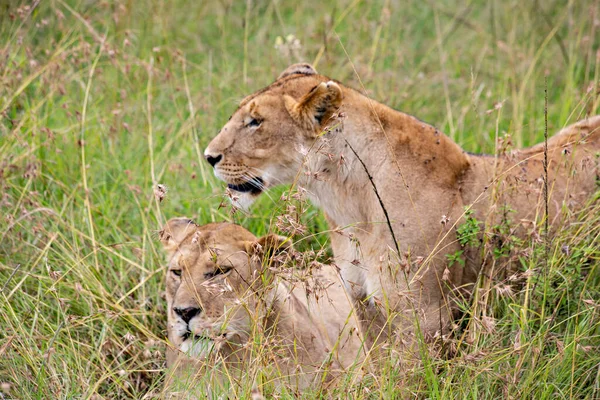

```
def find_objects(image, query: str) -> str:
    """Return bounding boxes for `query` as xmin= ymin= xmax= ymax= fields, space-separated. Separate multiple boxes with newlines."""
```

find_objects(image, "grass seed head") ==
xmin=154 ymin=184 xmax=167 ymax=203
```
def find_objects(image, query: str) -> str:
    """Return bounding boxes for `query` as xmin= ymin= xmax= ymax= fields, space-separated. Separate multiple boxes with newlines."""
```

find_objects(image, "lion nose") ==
xmin=205 ymin=153 xmax=222 ymax=168
xmin=174 ymin=306 xmax=201 ymax=324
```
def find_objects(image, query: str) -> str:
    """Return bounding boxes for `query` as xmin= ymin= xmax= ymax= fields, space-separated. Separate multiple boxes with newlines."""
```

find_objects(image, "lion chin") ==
xmin=229 ymin=189 xmax=260 ymax=211
xmin=179 ymin=336 xmax=216 ymax=359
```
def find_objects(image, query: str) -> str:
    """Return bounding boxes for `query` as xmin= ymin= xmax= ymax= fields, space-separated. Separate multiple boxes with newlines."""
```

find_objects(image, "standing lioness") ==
xmin=160 ymin=218 xmax=365 ymax=393
xmin=204 ymin=63 xmax=600 ymax=348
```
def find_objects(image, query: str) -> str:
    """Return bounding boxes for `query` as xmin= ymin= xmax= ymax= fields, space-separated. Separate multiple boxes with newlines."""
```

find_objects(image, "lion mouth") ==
xmin=227 ymin=177 xmax=263 ymax=194
xmin=182 ymin=330 xmax=213 ymax=342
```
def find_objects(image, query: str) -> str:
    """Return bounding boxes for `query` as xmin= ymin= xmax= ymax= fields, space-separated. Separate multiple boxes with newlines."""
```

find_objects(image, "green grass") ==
xmin=1 ymin=0 xmax=599 ymax=398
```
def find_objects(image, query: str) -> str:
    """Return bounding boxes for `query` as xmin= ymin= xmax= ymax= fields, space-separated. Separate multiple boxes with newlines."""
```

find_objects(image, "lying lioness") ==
xmin=204 ymin=63 xmax=600 ymax=346
xmin=159 ymin=218 xmax=365 ymax=393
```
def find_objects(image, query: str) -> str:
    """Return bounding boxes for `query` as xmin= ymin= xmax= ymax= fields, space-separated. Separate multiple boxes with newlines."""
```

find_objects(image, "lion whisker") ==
xmin=245 ymin=166 xmax=287 ymax=186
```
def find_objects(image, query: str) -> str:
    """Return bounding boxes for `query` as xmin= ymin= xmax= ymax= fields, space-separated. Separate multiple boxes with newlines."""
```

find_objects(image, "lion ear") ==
xmin=257 ymin=234 xmax=293 ymax=254
xmin=284 ymin=81 xmax=343 ymax=133
xmin=244 ymin=234 xmax=292 ymax=260
xmin=278 ymin=63 xmax=317 ymax=80
xmin=159 ymin=218 xmax=198 ymax=252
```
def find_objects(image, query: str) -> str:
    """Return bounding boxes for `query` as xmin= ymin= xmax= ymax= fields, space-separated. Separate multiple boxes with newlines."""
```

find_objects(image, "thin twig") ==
xmin=80 ymin=35 xmax=105 ymax=273
xmin=544 ymin=76 xmax=549 ymax=274
xmin=1 ymin=264 xmax=21 ymax=293
xmin=344 ymin=140 xmax=400 ymax=256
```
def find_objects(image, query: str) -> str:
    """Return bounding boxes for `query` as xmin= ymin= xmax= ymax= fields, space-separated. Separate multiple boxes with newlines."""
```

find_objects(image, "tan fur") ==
xmin=160 ymin=218 xmax=365 ymax=392
xmin=205 ymin=63 xmax=600 ymax=348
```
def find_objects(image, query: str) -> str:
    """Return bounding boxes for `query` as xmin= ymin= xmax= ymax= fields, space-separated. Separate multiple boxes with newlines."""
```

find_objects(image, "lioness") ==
xmin=204 ymin=63 xmax=600 ymax=348
xmin=160 ymin=218 xmax=365 ymax=393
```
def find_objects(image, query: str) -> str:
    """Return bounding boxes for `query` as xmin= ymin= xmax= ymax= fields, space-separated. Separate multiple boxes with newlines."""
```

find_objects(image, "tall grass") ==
xmin=0 ymin=0 xmax=599 ymax=398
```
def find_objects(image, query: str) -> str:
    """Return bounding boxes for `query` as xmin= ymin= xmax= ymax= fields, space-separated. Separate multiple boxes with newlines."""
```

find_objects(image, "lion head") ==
xmin=159 ymin=217 xmax=290 ymax=365
xmin=204 ymin=63 xmax=342 ymax=208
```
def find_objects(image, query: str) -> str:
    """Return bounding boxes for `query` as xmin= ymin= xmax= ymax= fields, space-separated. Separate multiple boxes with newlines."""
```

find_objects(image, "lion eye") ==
xmin=204 ymin=266 xmax=232 ymax=279
xmin=246 ymin=118 xmax=261 ymax=128
xmin=171 ymin=269 xmax=182 ymax=277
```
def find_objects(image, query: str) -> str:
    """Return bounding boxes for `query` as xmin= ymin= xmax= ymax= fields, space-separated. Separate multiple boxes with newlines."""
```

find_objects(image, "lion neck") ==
xmin=261 ymin=280 xmax=333 ymax=364
xmin=300 ymin=87 xmax=471 ymax=230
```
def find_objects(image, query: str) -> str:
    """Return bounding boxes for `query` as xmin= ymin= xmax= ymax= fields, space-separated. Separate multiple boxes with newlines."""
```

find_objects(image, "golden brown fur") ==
xmin=204 ymin=63 xmax=600 ymax=349
xmin=159 ymin=218 xmax=365 ymax=392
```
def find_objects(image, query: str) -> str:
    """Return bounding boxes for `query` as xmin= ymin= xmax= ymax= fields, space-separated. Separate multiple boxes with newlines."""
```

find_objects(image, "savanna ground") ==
xmin=1 ymin=0 xmax=600 ymax=398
